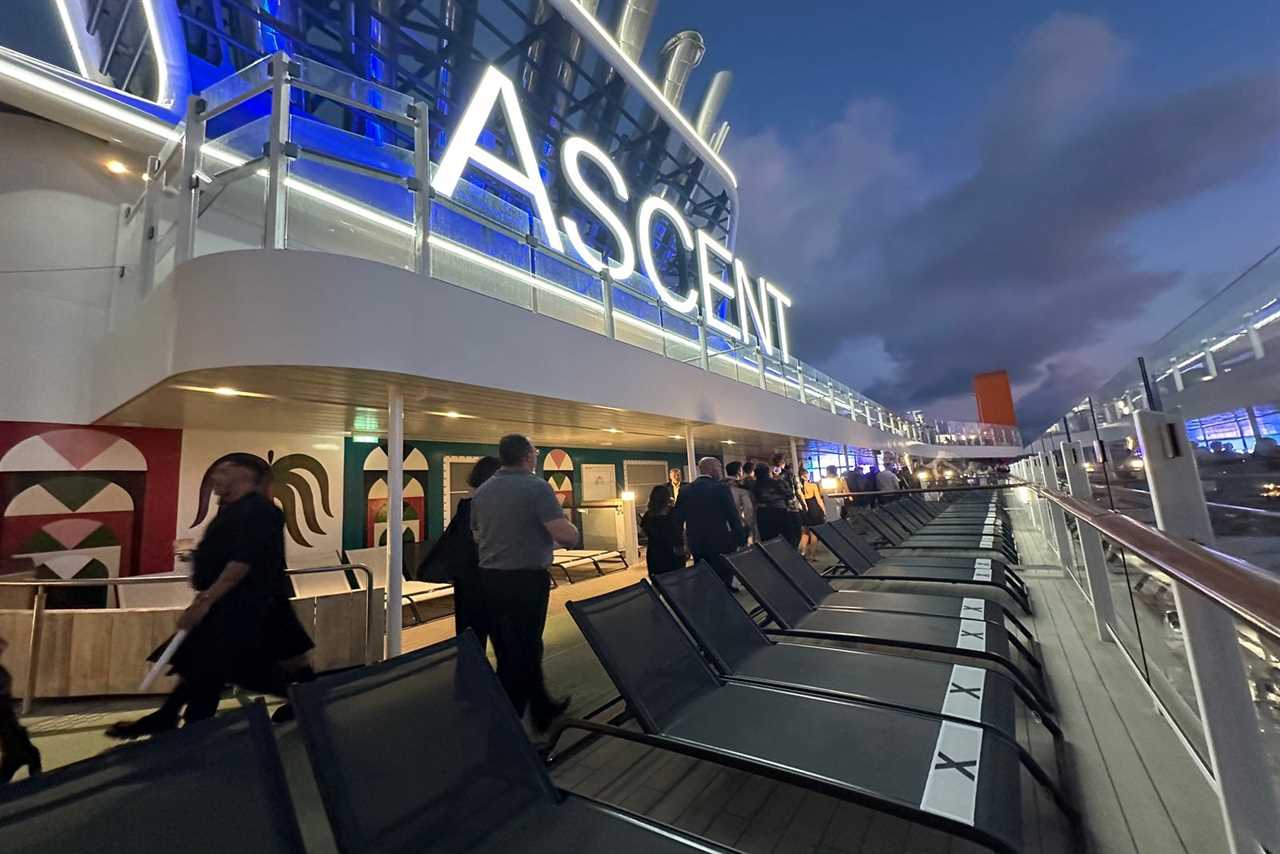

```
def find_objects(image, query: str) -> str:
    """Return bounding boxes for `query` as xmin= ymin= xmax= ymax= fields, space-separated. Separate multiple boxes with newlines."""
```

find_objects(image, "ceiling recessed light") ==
xmin=213 ymin=386 xmax=238 ymax=397
xmin=312 ymin=443 xmax=340 ymax=451
xmin=721 ymin=439 xmax=736 ymax=445
xmin=601 ymin=441 xmax=613 ymax=446
xmin=669 ymin=435 xmax=684 ymax=440
xmin=425 ymin=409 xmax=476 ymax=419
xmin=105 ymin=159 xmax=129 ymax=175
xmin=352 ymin=435 xmax=380 ymax=444
xmin=603 ymin=428 xmax=622 ymax=434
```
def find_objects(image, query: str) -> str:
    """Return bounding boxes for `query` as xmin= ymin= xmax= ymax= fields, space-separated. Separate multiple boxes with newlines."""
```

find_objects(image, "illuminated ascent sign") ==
xmin=430 ymin=66 xmax=794 ymax=360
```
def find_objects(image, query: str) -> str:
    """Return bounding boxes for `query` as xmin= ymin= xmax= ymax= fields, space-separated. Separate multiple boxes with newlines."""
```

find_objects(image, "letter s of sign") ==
xmin=559 ymin=136 xmax=635 ymax=281
xmin=636 ymin=196 xmax=699 ymax=314
xmin=429 ymin=66 xmax=564 ymax=253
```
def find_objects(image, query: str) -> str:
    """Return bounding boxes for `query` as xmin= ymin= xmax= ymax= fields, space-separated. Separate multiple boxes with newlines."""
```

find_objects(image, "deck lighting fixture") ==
xmin=352 ymin=435 xmax=379 ymax=444
xmin=669 ymin=435 xmax=684 ymax=440
xmin=721 ymin=439 xmax=735 ymax=445
xmin=426 ymin=410 xmax=474 ymax=420
xmin=171 ymin=384 xmax=273 ymax=399
xmin=105 ymin=159 xmax=130 ymax=175
xmin=620 ymin=491 xmax=636 ymax=501
xmin=603 ymin=427 xmax=622 ymax=434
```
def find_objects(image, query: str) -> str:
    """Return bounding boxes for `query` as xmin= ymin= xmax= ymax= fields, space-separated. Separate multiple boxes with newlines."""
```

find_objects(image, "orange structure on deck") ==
xmin=973 ymin=370 xmax=1017 ymax=426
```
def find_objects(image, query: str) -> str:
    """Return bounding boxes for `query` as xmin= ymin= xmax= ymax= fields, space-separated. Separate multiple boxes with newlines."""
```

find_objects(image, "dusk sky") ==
xmin=648 ymin=2 xmax=1280 ymax=432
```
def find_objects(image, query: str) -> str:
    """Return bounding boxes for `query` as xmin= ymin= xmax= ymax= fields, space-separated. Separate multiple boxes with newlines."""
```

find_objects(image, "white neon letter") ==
xmin=636 ymin=196 xmax=698 ymax=314
xmin=765 ymin=281 xmax=793 ymax=359
xmin=560 ymin=137 xmax=635 ymax=280
xmin=696 ymin=230 xmax=742 ymax=341
xmin=430 ymin=66 xmax=564 ymax=253
xmin=734 ymin=260 xmax=774 ymax=356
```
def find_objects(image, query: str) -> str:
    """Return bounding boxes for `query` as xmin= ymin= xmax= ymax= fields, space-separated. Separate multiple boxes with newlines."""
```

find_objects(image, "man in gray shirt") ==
xmin=471 ymin=434 xmax=578 ymax=731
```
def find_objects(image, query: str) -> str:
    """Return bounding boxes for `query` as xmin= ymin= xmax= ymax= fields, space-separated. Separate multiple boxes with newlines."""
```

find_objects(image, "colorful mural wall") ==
xmin=177 ymin=430 xmax=345 ymax=562
xmin=0 ymin=422 xmax=181 ymax=589
xmin=340 ymin=438 xmax=685 ymax=550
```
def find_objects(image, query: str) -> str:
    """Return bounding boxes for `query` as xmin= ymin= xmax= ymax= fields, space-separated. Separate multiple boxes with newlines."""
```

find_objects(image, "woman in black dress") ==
xmin=421 ymin=456 xmax=501 ymax=651
xmin=640 ymin=485 xmax=684 ymax=575
xmin=751 ymin=463 xmax=795 ymax=545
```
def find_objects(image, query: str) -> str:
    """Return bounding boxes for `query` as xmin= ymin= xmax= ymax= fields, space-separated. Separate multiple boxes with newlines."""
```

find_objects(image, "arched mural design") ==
xmin=362 ymin=445 xmax=428 ymax=546
xmin=190 ymin=450 xmax=334 ymax=548
xmin=542 ymin=448 xmax=574 ymax=506
xmin=0 ymin=427 xmax=171 ymax=591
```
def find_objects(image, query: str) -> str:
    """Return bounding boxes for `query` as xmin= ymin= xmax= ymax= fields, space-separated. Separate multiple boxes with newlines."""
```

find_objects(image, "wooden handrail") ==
xmin=1026 ymin=483 xmax=1280 ymax=639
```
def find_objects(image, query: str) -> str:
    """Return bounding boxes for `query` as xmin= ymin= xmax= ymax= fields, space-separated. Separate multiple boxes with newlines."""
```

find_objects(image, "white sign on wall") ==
xmin=430 ymin=66 xmax=794 ymax=360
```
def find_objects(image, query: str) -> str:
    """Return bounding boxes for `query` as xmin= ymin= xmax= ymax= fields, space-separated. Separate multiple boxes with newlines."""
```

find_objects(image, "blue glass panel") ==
xmin=430 ymin=205 xmax=530 ymax=269
xmin=533 ymin=251 xmax=602 ymax=301
xmin=612 ymin=287 xmax=660 ymax=326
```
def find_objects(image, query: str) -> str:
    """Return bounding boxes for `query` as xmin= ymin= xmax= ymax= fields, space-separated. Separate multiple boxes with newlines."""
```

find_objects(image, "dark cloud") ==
xmin=725 ymin=14 xmax=1280 ymax=432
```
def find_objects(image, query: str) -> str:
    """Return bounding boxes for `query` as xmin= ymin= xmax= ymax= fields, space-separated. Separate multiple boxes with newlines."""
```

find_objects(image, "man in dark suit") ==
xmin=674 ymin=457 xmax=746 ymax=588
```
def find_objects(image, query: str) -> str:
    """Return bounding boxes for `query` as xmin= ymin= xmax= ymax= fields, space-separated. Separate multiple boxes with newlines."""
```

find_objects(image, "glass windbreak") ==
xmin=1236 ymin=618 xmax=1280 ymax=808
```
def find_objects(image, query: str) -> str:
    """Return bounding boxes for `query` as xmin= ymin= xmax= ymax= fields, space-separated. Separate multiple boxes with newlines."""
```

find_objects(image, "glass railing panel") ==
xmin=285 ymin=163 xmax=413 ymax=270
xmin=292 ymin=55 xmax=416 ymax=119
xmin=611 ymin=286 xmax=665 ymax=356
xmin=1235 ymin=618 xmax=1280 ymax=807
xmin=198 ymin=54 xmax=274 ymax=114
xmin=1116 ymin=547 xmax=1210 ymax=763
xmin=196 ymin=170 xmax=267 ymax=258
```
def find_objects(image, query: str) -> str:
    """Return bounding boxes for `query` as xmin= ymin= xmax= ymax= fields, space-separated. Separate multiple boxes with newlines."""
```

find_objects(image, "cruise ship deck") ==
xmin=0 ymin=2 xmax=1277 ymax=852
xmin=8 ymin=490 xmax=1235 ymax=853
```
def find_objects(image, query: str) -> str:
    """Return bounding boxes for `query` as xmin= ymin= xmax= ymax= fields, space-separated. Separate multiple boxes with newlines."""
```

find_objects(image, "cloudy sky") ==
xmin=649 ymin=2 xmax=1280 ymax=432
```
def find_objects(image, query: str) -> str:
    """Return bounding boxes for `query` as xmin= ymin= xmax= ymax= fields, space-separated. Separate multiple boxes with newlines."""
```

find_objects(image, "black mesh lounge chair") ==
xmin=758 ymin=538 xmax=1035 ymax=645
xmin=289 ymin=634 xmax=733 ymax=854
xmin=565 ymin=582 xmax=1031 ymax=854
xmin=818 ymin=520 xmax=1033 ymax=616
xmin=883 ymin=500 xmax=1010 ymax=538
xmin=650 ymin=562 xmax=1063 ymax=756
xmin=726 ymin=547 xmax=1052 ymax=712
xmin=862 ymin=511 xmax=1020 ymax=564
xmin=0 ymin=703 xmax=305 ymax=854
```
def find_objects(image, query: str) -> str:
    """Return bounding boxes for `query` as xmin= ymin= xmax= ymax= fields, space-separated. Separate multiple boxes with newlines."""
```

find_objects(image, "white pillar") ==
xmin=620 ymin=491 xmax=640 ymax=562
xmin=685 ymin=431 xmax=696 ymax=479
xmin=1060 ymin=440 xmax=1116 ymax=641
xmin=264 ymin=53 xmax=291 ymax=250
xmin=1134 ymin=409 xmax=1280 ymax=854
xmin=386 ymin=387 xmax=404 ymax=657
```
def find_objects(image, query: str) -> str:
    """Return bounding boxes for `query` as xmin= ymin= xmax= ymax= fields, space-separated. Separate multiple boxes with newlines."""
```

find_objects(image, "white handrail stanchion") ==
xmin=1042 ymin=451 xmax=1077 ymax=574
xmin=1134 ymin=408 xmax=1280 ymax=854
xmin=264 ymin=52 xmax=292 ymax=250
xmin=1060 ymin=440 xmax=1116 ymax=641
xmin=386 ymin=387 xmax=405 ymax=658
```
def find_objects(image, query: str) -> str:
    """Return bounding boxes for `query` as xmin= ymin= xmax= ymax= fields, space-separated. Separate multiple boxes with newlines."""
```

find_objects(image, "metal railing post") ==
xmin=600 ymin=271 xmax=615 ymax=338
xmin=756 ymin=346 xmax=766 ymax=390
xmin=175 ymin=95 xmax=206 ymax=264
xmin=410 ymin=99 xmax=431 ymax=275
xmin=386 ymin=387 xmax=405 ymax=658
xmin=1246 ymin=325 xmax=1265 ymax=360
xmin=138 ymin=154 xmax=161 ymax=293
xmin=22 ymin=586 xmax=46 ymax=716
xmin=1134 ymin=408 xmax=1280 ymax=854
xmin=797 ymin=367 xmax=806 ymax=404
xmin=827 ymin=380 xmax=837 ymax=414
xmin=1060 ymin=440 xmax=1116 ymax=640
xmin=264 ymin=52 xmax=292 ymax=250
xmin=698 ymin=322 xmax=709 ymax=370
xmin=1041 ymin=451 xmax=1077 ymax=573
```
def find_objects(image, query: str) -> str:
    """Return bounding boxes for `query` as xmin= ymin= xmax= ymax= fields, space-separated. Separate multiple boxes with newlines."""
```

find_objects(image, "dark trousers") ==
xmin=692 ymin=553 xmax=734 ymax=588
xmin=0 ymin=702 xmax=40 ymax=783
xmin=452 ymin=577 xmax=489 ymax=652
xmin=480 ymin=568 xmax=555 ymax=719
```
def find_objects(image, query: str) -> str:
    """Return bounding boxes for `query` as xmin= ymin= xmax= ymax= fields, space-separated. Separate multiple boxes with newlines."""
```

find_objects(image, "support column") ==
xmin=685 ymin=431 xmax=696 ymax=479
xmin=264 ymin=53 xmax=292 ymax=250
xmin=386 ymin=387 xmax=404 ymax=657
xmin=1060 ymin=441 xmax=1116 ymax=640
xmin=1246 ymin=325 xmax=1265 ymax=360
xmin=788 ymin=437 xmax=801 ymax=476
xmin=1134 ymin=409 xmax=1280 ymax=854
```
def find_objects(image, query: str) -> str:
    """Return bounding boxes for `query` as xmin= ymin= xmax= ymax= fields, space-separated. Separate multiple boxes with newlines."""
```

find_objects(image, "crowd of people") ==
xmin=0 ymin=434 xmax=928 ymax=782
xmin=640 ymin=453 xmax=921 ymax=579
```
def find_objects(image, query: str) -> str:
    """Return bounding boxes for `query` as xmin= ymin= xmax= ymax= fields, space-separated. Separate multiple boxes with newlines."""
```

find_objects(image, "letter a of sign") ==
xmin=430 ymin=66 xmax=565 ymax=253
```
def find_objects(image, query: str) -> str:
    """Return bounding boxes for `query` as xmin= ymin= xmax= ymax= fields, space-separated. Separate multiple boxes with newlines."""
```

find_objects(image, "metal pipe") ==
xmin=694 ymin=70 xmax=731 ymax=139
xmin=656 ymin=30 xmax=704 ymax=110
xmin=387 ymin=387 xmax=405 ymax=657
xmin=22 ymin=587 xmax=46 ymax=715
xmin=613 ymin=0 xmax=658 ymax=62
